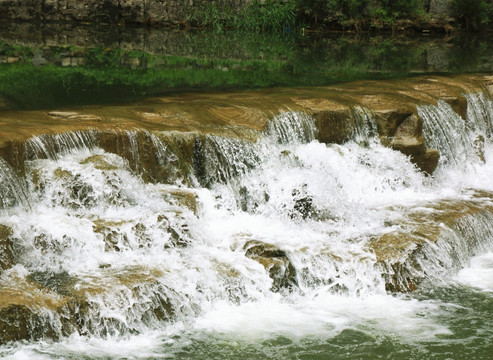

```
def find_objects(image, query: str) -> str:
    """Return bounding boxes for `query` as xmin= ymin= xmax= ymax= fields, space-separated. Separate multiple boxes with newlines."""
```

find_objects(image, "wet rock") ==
xmin=412 ymin=148 xmax=440 ymax=175
xmin=53 ymin=167 xmax=73 ymax=180
xmin=473 ymin=135 xmax=486 ymax=163
xmin=391 ymin=114 xmax=439 ymax=174
xmin=373 ymin=108 xmax=415 ymax=139
xmin=27 ymin=271 xmax=78 ymax=296
xmin=99 ymin=131 xmax=196 ymax=185
xmin=92 ymin=219 xmax=128 ymax=252
xmin=67 ymin=268 xmax=176 ymax=336
xmin=243 ymin=240 xmax=297 ymax=292
xmin=316 ymin=109 xmax=354 ymax=144
xmin=0 ymin=273 xmax=71 ymax=344
xmin=48 ymin=111 xmax=101 ymax=122
xmin=0 ymin=304 xmax=30 ymax=343
xmin=291 ymin=186 xmax=313 ymax=220
xmin=0 ymin=224 xmax=14 ymax=272
xmin=0 ymin=266 xmax=176 ymax=343
xmin=296 ymin=99 xmax=353 ymax=144
xmin=391 ymin=136 xmax=426 ymax=157
xmin=157 ymin=186 xmax=198 ymax=214
xmin=441 ymin=96 xmax=468 ymax=120
xmin=66 ymin=174 xmax=96 ymax=208
xmin=80 ymin=155 xmax=119 ymax=171
xmin=393 ymin=113 xmax=422 ymax=139
xmin=369 ymin=195 xmax=493 ymax=292
xmin=157 ymin=214 xmax=189 ymax=248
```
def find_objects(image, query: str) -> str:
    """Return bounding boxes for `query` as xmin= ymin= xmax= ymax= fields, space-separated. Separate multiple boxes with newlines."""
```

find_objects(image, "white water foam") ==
xmin=1 ymin=96 xmax=493 ymax=357
xmin=455 ymin=252 xmax=493 ymax=292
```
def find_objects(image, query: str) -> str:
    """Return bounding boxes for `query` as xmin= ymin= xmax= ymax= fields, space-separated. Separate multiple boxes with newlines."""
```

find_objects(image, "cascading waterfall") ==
xmin=1 ymin=96 xmax=493 ymax=358
xmin=419 ymin=92 xmax=493 ymax=171
xmin=24 ymin=131 xmax=99 ymax=160
xmin=0 ymin=158 xmax=30 ymax=210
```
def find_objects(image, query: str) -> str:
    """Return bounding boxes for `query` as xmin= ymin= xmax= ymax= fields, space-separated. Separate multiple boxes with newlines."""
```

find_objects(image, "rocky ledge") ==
xmin=0 ymin=74 xmax=492 ymax=177
xmin=0 ymin=0 xmax=250 ymax=26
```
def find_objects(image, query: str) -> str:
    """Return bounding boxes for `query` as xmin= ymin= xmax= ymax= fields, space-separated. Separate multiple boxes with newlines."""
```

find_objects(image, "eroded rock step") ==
xmin=2 ymin=190 xmax=493 ymax=344
xmin=1 ymin=74 xmax=492 ymax=177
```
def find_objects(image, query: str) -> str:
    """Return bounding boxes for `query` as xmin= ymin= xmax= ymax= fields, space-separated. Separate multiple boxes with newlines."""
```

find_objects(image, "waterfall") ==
xmin=265 ymin=111 xmax=317 ymax=144
xmin=419 ymin=91 xmax=493 ymax=170
xmin=351 ymin=106 xmax=379 ymax=145
xmin=0 ymin=158 xmax=30 ymax=210
xmin=1 ymin=99 xmax=493 ymax=358
xmin=24 ymin=131 xmax=99 ymax=160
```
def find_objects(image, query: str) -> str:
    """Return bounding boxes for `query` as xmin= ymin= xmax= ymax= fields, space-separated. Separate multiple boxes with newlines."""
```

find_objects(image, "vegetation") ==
xmin=188 ymin=0 xmax=428 ymax=32
xmin=186 ymin=0 xmax=492 ymax=32
xmin=451 ymin=0 xmax=492 ymax=31
xmin=187 ymin=0 xmax=296 ymax=32
xmin=323 ymin=0 xmax=427 ymax=29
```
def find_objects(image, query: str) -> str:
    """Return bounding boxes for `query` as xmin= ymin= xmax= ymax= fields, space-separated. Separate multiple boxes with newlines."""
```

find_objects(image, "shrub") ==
xmin=451 ymin=0 xmax=492 ymax=31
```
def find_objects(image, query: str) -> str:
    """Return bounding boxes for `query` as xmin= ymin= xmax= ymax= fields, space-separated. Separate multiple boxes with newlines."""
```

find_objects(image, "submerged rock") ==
xmin=243 ymin=240 xmax=298 ymax=292
xmin=48 ymin=111 xmax=101 ymax=122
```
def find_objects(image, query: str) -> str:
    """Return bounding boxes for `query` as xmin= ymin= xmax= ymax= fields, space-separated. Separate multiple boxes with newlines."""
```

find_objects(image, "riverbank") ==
xmin=0 ymin=0 xmax=491 ymax=33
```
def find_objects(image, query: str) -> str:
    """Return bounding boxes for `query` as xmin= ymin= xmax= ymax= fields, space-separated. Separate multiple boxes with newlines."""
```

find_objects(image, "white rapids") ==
xmin=1 ymin=92 xmax=493 ymax=359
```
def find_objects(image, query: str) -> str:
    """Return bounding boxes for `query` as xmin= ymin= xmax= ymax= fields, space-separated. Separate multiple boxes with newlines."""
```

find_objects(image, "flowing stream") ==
xmin=1 ymin=92 xmax=493 ymax=359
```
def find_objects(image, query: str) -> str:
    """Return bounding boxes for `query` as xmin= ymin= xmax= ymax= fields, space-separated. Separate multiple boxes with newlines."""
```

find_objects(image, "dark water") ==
xmin=1 ymin=22 xmax=493 ymax=109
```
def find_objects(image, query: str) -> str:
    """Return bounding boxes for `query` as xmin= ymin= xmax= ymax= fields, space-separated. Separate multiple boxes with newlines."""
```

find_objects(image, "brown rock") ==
xmin=0 ymin=265 xmax=175 ymax=343
xmin=373 ymin=108 xmax=414 ymax=138
xmin=368 ymin=195 xmax=493 ymax=292
xmin=243 ymin=240 xmax=297 ymax=292
xmin=80 ymin=155 xmax=119 ymax=171
xmin=412 ymin=149 xmax=440 ymax=175
xmin=315 ymin=108 xmax=354 ymax=144
xmin=0 ymin=273 xmax=71 ymax=344
xmin=391 ymin=136 xmax=427 ymax=157
xmin=390 ymin=114 xmax=439 ymax=174
xmin=92 ymin=219 xmax=129 ymax=252
xmin=48 ymin=111 xmax=102 ymax=122
xmin=0 ymin=224 xmax=14 ymax=272
xmin=158 ymin=186 xmax=198 ymax=214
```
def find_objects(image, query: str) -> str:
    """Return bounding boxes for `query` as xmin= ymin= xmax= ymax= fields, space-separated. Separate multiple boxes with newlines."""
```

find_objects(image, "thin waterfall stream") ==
xmin=0 ymin=88 xmax=493 ymax=359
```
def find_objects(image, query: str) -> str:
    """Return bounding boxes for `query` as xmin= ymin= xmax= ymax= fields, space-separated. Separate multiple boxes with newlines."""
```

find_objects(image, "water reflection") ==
xmin=0 ymin=22 xmax=493 ymax=110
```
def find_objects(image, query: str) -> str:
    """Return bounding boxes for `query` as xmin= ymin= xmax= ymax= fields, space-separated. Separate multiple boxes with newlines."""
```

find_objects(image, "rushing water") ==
xmin=1 ymin=92 xmax=493 ymax=359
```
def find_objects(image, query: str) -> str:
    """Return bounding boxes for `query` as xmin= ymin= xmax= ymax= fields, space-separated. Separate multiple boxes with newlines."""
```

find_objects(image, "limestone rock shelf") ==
xmin=0 ymin=74 xmax=491 ymax=176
